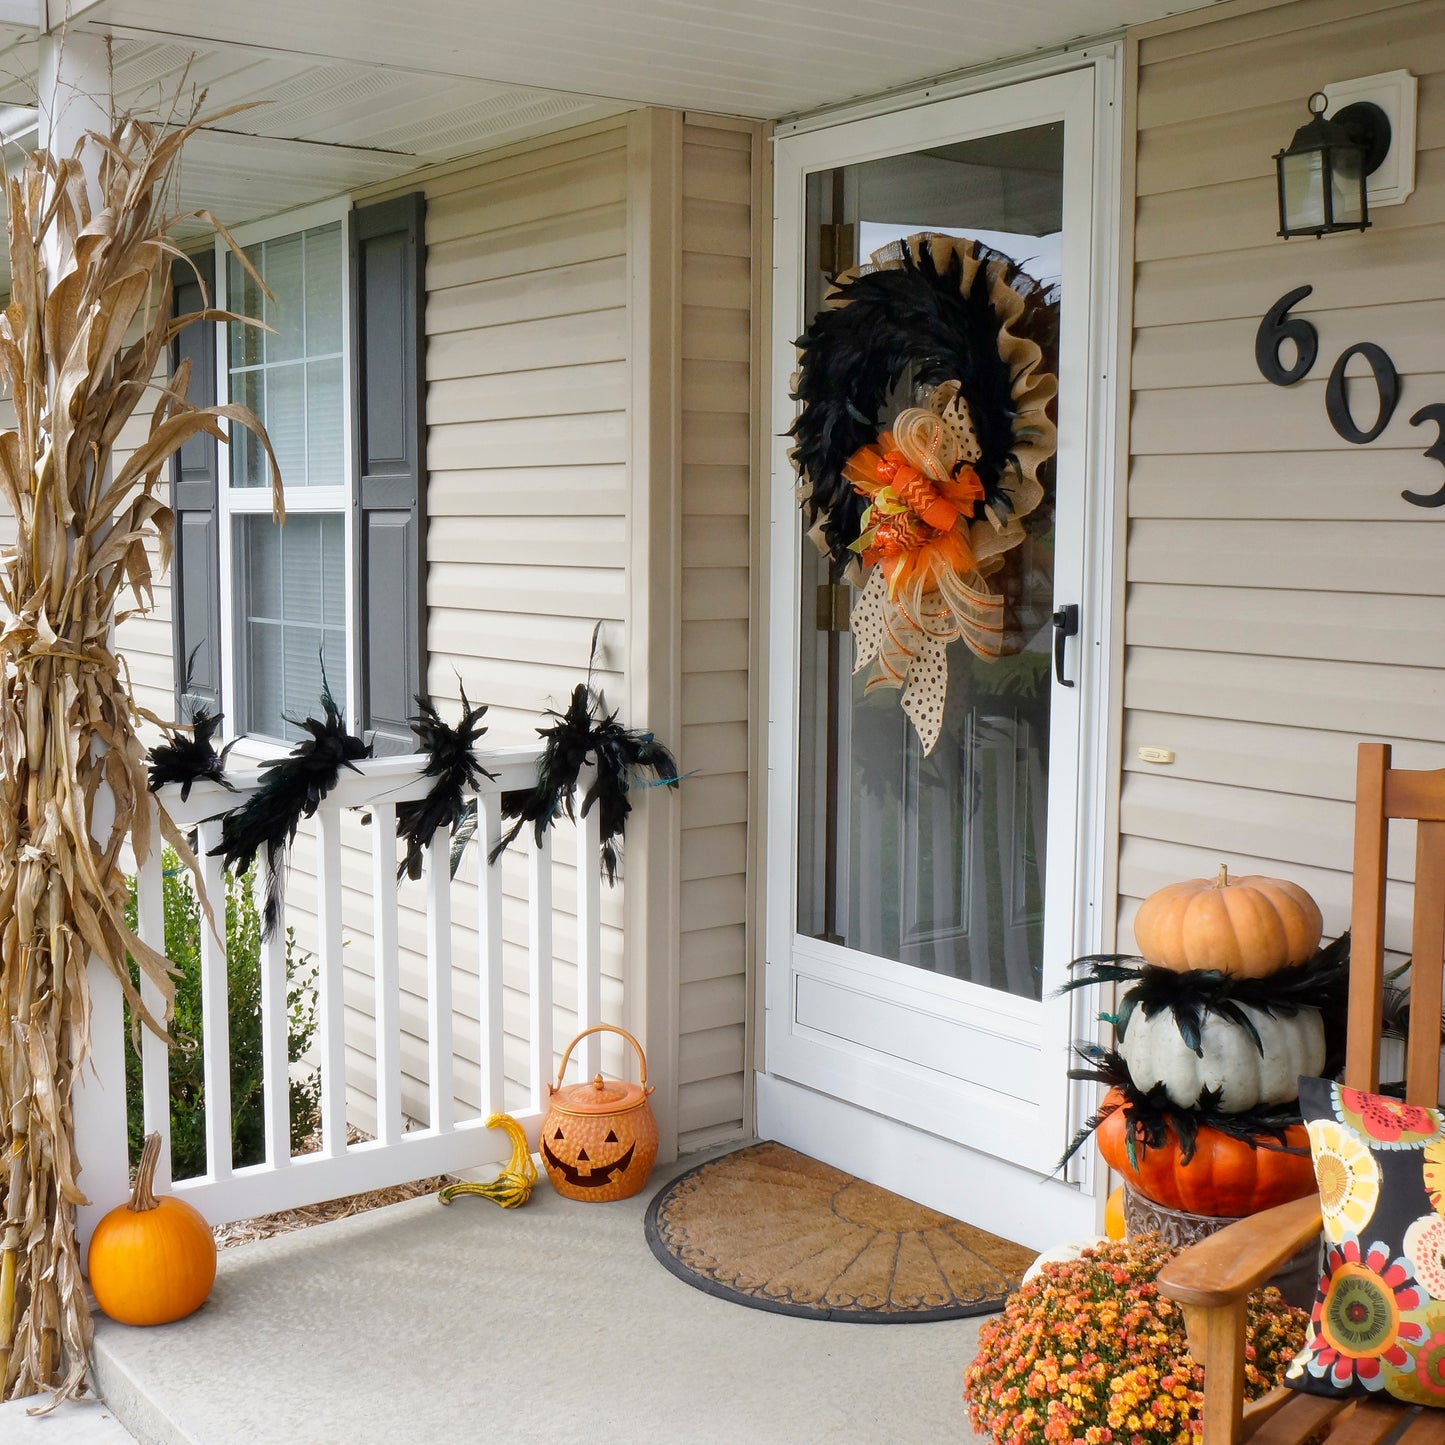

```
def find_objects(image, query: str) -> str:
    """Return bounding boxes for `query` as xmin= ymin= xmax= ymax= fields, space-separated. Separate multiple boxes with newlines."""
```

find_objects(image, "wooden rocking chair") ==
xmin=1157 ymin=742 xmax=1445 ymax=1444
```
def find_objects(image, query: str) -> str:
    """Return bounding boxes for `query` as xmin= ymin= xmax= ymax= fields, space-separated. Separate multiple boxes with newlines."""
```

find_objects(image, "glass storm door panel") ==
xmin=767 ymin=68 xmax=1102 ymax=1177
xmin=795 ymin=124 xmax=1063 ymax=1000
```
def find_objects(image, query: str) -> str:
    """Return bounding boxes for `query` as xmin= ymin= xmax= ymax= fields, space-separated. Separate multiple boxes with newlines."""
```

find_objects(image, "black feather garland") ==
xmin=395 ymin=688 xmax=495 ymax=882
xmin=147 ymin=651 xmax=237 ymax=800
xmin=1056 ymin=1046 xmax=1312 ymax=1177
xmin=1062 ymin=932 xmax=1350 ymax=1071
xmin=489 ymin=625 xmax=679 ymax=882
xmin=208 ymin=676 xmax=370 ymax=937
xmin=147 ymin=702 xmax=235 ymax=801
xmin=789 ymin=236 xmax=1058 ymax=568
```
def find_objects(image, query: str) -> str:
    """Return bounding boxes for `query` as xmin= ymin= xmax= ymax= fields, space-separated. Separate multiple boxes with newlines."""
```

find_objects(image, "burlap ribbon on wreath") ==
xmin=797 ymin=234 xmax=1058 ymax=754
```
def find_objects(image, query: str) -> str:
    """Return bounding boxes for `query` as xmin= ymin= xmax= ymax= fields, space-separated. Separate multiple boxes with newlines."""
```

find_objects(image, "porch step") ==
xmin=91 ymin=1145 xmax=992 ymax=1445
xmin=0 ymin=1396 xmax=136 ymax=1443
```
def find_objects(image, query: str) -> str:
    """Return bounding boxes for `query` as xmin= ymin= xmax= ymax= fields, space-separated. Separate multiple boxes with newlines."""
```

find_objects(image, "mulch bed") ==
xmin=211 ymin=1123 xmax=454 ymax=1250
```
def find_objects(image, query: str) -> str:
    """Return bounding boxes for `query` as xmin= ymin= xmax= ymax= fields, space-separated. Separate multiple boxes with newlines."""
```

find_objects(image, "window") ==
xmin=224 ymin=214 xmax=350 ymax=743
xmin=170 ymin=194 xmax=427 ymax=757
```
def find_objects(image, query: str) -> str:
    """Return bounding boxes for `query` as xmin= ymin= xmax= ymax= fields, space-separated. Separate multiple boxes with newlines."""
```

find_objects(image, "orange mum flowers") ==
xmin=964 ymin=1236 xmax=1305 ymax=1445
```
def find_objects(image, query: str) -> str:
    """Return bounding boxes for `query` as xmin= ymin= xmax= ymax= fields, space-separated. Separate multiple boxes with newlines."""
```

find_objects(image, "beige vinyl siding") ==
xmin=342 ymin=119 xmax=635 ymax=1130
xmin=1122 ymin=0 xmax=1445 ymax=958
xmin=675 ymin=116 xmax=762 ymax=1152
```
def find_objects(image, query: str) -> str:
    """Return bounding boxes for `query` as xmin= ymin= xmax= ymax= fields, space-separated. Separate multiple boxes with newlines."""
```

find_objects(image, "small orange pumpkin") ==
xmin=1094 ymin=1088 xmax=1316 ymax=1217
xmin=1132 ymin=864 xmax=1323 ymax=978
xmin=87 ymin=1133 xmax=216 ymax=1326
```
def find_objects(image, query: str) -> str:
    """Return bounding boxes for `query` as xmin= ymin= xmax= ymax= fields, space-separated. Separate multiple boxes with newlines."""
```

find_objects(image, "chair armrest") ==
xmin=1157 ymin=1194 xmax=1322 ymax=1309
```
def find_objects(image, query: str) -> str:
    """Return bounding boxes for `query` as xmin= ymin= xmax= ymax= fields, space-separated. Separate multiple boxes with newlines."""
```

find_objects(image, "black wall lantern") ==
xmin=1276 ymin=92 xmax=1392 ymax=238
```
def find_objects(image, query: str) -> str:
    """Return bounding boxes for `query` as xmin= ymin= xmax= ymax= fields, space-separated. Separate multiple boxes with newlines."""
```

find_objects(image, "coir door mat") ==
xmin=643 ymin=1141 xmax=1033 ymax=1323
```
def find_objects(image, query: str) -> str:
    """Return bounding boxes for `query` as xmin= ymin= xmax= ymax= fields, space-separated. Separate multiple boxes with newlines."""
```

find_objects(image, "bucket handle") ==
xmin=554 ymin=1023 xmax=652 ymax=1094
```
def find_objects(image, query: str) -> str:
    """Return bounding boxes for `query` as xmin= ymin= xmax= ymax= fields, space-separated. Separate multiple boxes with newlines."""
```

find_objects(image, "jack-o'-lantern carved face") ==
xmin=542 ymin=1126 xmax=637 ymax=1191
xmin=539 ymin=1105 xmax=659 ymax=1204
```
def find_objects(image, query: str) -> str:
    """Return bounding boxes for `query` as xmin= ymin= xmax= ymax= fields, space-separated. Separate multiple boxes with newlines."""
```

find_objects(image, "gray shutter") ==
xmin=351 ymin=193 xmax=427 ymax=756
xmin=170 ymin=250 xmax=222 ymax=721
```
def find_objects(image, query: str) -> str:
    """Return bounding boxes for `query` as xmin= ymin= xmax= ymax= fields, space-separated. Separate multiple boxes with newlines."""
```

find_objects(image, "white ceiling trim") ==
xmin=78 ymin=0 xmax=1229 ymax=120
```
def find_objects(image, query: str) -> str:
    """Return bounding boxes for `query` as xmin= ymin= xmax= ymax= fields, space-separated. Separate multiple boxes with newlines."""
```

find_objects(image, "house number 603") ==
xmin=1255 ymin=285 xmax=1445 ymax=507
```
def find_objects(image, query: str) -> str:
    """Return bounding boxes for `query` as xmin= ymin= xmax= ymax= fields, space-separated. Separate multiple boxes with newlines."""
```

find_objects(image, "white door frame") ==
xmin=761 ymin=47 xmax=1124 ymax=1240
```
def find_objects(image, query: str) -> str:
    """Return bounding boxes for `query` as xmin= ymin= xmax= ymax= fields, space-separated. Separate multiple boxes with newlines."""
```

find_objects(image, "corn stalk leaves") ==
xmin=0 ymin=104 xmax=279 ymax=1403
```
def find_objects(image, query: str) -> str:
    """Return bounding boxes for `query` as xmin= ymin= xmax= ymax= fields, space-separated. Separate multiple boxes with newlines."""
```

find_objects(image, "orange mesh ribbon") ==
xmin=842 ymin=404 xmax=1006 ymax=752
xmin=798 ymin=233 xmax=1058 ymax=755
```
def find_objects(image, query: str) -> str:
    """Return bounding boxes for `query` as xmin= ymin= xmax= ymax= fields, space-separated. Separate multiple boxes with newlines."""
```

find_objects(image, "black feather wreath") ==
xmin=489 ymin=625 xmax=679 ymax=882
xmin=208 ymin=676 xmax=370 ymax=936
xmin=1062 ymin=932 xmax=1350 ymax=1071
xmin=1057 ymin=1046 xmax=1311 ymax=1176
xmin=147 ymin=702 xmax=236 ymax=801
xmin=789 ymin=236 xmax=1058 ymax=567
xmin=395 ymin=688 xmax=495 ymax=883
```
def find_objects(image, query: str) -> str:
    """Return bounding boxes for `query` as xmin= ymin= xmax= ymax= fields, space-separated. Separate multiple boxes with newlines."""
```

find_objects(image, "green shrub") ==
xmin=124 ymin=849 xmax=322 ymax=1180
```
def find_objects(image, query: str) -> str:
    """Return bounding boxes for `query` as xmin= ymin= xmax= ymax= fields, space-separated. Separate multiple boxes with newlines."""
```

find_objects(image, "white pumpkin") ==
xmin=1116 ymin=1003 xmax=1325 ymax=1113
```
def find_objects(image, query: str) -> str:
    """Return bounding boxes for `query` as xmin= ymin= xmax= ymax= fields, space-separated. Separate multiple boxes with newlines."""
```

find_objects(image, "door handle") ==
xmin=1052 ymin=605 xmax=1079 ymax=688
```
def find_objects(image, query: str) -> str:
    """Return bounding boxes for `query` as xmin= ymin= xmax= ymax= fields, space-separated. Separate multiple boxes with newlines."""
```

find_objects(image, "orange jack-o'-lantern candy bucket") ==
xmin=541 ymin=1024 xmax=658 ymax=1202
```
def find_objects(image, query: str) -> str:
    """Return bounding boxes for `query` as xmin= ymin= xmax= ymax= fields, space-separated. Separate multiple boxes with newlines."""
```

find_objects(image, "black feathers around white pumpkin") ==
xmin=1058 ymin=1048 xmax=1312 ymax=1176
xmin=1062 ymin=932 xmax=1350 ymax=1064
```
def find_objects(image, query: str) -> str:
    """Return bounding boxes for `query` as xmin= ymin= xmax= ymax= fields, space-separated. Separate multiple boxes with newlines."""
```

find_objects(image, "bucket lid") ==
xmin=550 ymin=1073 xmax=650 ymax=1116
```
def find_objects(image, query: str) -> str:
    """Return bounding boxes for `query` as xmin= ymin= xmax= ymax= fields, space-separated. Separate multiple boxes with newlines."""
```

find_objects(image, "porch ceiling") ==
xmin=79 ymin=0 xmax=1225 ymax=120
xmin=0 ymin=19 xmax=628 ymax=239
xmin=0 ymin=0 xmax=1227 ymax=246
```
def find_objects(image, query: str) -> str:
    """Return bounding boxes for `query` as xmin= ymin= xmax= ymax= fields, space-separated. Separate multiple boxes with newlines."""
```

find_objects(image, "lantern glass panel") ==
xmin=1330 ymin=147 xmax=1365 ymax=227
xmin=1281 ymin=149 xmax=1326 ymax=233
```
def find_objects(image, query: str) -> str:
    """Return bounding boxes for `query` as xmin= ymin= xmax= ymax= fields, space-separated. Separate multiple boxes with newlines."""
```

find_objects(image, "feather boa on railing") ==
xmin=489 ymin=625 xmax=679 ymax=883
xmin=205 ymin=678 xmax=370 ymax=936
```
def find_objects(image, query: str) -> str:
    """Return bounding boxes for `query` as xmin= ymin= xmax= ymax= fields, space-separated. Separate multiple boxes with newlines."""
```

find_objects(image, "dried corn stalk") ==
xmin=0 ymin=106 xmax=279 ymax=1401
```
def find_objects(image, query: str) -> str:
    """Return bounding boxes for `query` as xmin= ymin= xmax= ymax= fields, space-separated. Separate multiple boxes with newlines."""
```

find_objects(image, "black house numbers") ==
xmin=1255 ymin=284 xmax=1445 ymax=508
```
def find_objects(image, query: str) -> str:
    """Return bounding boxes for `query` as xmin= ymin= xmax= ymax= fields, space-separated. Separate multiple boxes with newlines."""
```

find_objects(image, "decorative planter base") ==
xmin=1123 ymin=1184 xmax=1318 ymax=1310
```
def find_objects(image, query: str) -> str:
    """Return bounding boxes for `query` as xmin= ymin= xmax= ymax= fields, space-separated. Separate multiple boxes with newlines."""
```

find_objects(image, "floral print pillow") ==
xmin=1287 ymin=1075 xmax=1445 ymax=1406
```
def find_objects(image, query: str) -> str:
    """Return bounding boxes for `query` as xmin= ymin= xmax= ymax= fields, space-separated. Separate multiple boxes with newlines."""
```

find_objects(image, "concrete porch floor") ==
xmin=86 ymin=1145 xmax=994 ymax=1445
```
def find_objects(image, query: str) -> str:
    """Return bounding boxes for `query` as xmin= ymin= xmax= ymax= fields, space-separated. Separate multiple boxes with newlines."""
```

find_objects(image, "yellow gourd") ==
xmin=438 ymin=1113 xmax=537 ymax=1208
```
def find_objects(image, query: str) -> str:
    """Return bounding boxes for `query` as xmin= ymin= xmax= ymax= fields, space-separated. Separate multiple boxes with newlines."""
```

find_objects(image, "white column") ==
xmin=39 ymin=27 xmax=128 ymax=1254
xmin=38 ymin=27 xmax=110 ymax=179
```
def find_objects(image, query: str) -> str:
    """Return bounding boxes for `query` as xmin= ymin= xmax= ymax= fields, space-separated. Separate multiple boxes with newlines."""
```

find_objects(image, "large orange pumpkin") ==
xmin=1132 ymin=864 xmax=1323 ymax=978
xmin=1094 ymin=1088 xmax=1316 ymax=1217
xmin=88 ymin=1133 xmax=216 ymax=1326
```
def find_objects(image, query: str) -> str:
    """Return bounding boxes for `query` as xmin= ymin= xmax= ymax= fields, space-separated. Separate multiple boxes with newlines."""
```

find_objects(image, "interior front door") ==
xmin=766 ymin=66 xmax=1106 ymax=1177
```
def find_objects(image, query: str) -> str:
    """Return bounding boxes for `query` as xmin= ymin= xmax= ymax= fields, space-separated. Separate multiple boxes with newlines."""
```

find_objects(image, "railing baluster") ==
xmin=315 ymin=804 xmax=347 ymax=1159
xmin=196 ymin=820 xmax=232 ymax=1182
xmin=425 ymin=838 xmax=453 ymax=1135
xmin=260 ymin=854 xmax=291 ymax=1168
xmin=529 ymin=829 xmax=553 ymax=1112
xmin=478 ymin=790 xmax=505 ymax=1115
xmin=371 ymin=801 xmax=402 ymax=1146
xmin=136 ymin=844 xmax=171 ymax=1192
xmin=575 ymin=765 xmax=602 ymax=1079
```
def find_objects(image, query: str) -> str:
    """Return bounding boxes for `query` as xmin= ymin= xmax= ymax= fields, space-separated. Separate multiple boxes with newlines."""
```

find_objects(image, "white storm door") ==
xmin=765 ymin=64 xmax=1113 ymax=1177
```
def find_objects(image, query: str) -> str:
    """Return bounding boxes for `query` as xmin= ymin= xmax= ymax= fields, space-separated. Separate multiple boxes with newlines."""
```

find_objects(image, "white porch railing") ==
xmin=76 ymin=745 xmax=604 ymax=1242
